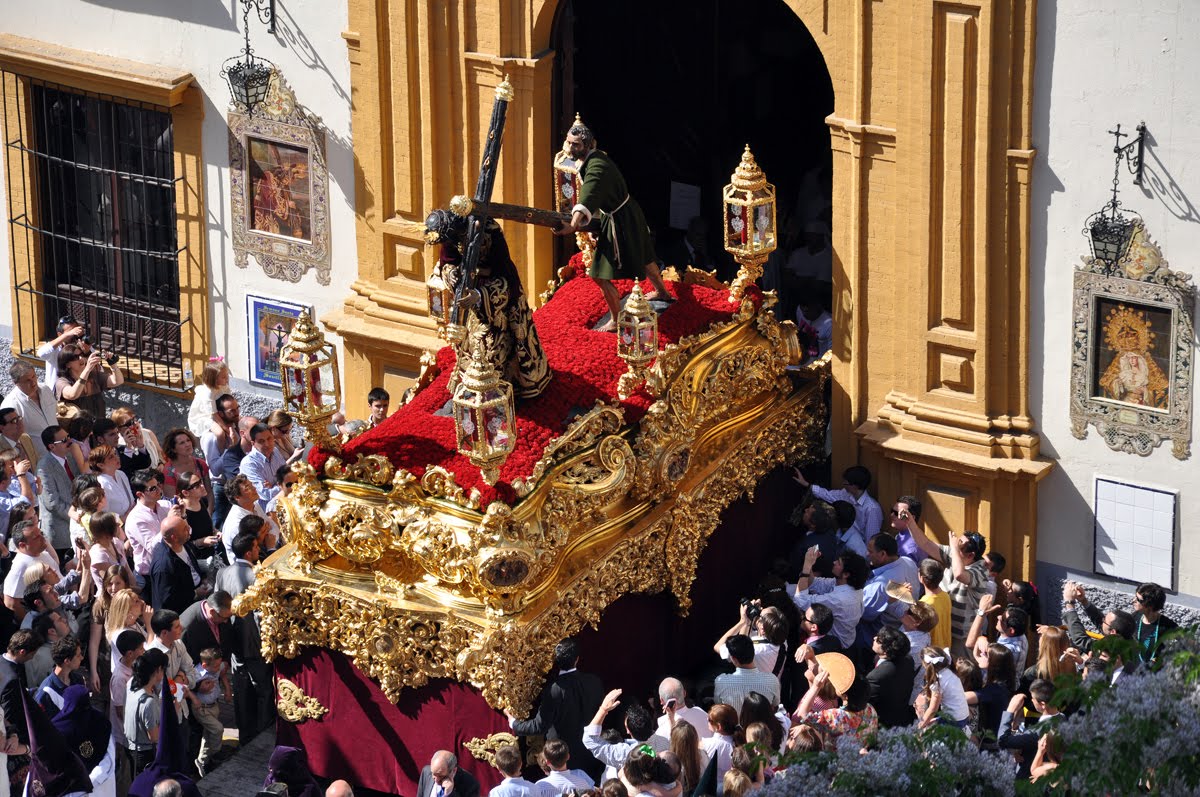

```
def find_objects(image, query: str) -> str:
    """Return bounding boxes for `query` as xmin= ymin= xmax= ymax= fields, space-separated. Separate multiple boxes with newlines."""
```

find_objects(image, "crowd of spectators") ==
xmin=1 ymin=316 xmax=1184 ymax=797
xmin=428 ymin=464 xmax=1183 ymax=797
xmin=0 ymin=321 xmax=356 ymax=795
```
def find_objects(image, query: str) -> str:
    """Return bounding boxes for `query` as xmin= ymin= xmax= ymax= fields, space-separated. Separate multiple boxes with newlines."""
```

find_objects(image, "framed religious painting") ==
xmin=1070 ymin=221 xmax=1195 ymax=459
xmin=247 ymin=294 xmax=311 ymax=387
xmin=228 ymin=70 xmax=331 ymax=284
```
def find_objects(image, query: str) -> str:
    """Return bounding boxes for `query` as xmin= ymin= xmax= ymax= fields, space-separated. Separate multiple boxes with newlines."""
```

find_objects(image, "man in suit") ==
xmin=864 ymin=626 xmax=916 ymax=728
xmin=36 ymin=425 xmax=75 ymax=561
xmin=415 ymin=750 xmax=480 ymax=797
xmin=505 ymin=638 xmax=604 ymax=780
xmin=214 ymin=529 xmax=273 ymax=744
xmin=149 ymin=513 xmax=204 ymax=614
xmin=180 ymin=591 xmax=235 ymax=663
xmin=0 ymin=629 xmax=43 ymax=747
xmin=0 ymin=407 xmax=39 ymax=468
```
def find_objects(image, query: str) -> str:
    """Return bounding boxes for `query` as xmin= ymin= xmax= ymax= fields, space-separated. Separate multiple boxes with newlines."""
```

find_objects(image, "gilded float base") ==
xmin=239 ymin=300 xmax=828 ymax=716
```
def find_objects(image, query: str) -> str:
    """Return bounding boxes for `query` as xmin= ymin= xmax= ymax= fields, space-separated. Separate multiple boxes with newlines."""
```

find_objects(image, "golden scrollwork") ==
xmin=247 ymin=296 xmax=830 ymax=715
xmin=276 ymin=678 xmax=329 ymax=723
xmin=324 ymin=453 xmax=396 ymax=487
xmin=464 ymin=732 xmax=520 ymax=767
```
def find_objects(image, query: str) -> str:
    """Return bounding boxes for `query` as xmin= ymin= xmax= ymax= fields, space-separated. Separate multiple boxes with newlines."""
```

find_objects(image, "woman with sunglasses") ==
xmin=55 ymin=345 xmax=122 ymax=420
xmin=177 ymin=470 xmax=221 ymax=560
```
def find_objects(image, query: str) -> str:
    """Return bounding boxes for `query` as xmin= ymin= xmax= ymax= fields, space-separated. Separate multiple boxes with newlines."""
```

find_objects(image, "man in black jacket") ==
xmin=0 ymin=629 xmax=42 ymax=747
xmin=180 ymin=592 xmax=235 ymax=663
xmin=149 ymin=513 xmax=204 ymax=614
xmin=505 ymin=638 xmax=604 ymax=780
xmin=865 ymin=626 xmax=915 ymax=728
xmin=415 ymin=750 xmax=479 ymax=797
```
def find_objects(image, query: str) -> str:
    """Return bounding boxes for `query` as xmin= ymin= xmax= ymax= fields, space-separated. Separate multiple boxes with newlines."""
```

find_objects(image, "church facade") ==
xmin=2 ymin=0 xmax=1198 ymax=612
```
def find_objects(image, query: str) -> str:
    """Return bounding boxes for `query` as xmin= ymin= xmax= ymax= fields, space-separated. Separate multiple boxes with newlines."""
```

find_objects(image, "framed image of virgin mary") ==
xmin=1069 ymin=222 xmax=1194 ymax=459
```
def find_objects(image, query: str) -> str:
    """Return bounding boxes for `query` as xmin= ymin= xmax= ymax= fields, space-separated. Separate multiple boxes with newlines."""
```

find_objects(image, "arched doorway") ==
xmin=550 ymin=0 xmax=834 ymax=316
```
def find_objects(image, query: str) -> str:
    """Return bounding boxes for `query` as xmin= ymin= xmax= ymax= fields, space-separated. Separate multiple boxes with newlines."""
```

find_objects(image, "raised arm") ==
xmin=903 ymin=513 xmax=944 ymax=564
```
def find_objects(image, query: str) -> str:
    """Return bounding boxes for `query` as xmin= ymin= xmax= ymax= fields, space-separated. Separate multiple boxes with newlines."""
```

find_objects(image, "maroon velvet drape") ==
xmin=275 ymin=466 xmax=800 ymax=795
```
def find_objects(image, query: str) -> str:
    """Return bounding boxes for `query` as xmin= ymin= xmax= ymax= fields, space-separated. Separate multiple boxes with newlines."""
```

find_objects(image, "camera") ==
xmin=740 ymin=597 xmax=761 ymax=621
xmin=81 ymin=336 xmax=120 ymax=365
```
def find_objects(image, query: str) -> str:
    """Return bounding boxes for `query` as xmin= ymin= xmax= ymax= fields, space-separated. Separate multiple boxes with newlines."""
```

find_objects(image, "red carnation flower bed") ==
xmin=310 ymin=262 xmax=756 ymax=507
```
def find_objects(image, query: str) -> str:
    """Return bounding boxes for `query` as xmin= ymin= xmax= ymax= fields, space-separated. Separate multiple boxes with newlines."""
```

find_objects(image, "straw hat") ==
xmin=814 ymin=652 xmax=856 ymax=696
xmin=885 ymin=579 xmax=916 ymax=604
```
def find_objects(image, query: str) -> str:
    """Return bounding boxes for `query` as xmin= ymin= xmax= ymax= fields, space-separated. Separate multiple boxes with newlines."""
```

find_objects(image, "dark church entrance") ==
xmin=551 ymin=0 xmax=834 ymax=321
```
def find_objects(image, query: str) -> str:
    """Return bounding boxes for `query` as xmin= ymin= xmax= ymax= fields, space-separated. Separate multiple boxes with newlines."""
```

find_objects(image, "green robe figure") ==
xmin=557 ymin=119 xmax=672 ymax=331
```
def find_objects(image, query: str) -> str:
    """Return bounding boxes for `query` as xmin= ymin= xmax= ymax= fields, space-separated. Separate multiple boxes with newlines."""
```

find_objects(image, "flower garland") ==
xmin=310 ymin=268 xmax=755 ymax=507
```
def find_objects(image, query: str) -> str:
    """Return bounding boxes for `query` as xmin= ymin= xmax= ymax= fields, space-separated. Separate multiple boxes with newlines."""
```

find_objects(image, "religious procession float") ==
xmin=238 ymin=77 xmax=829 ymax=794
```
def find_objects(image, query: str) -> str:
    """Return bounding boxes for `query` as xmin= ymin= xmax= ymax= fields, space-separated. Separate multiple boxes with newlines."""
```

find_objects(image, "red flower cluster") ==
xmin=310 ymin=272 xmax=750 ymax=507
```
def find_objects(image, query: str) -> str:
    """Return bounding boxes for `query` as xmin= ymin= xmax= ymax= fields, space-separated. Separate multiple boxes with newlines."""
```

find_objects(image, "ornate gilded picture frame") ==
xmin=1070 ymin=222 xmax=1195 ymax=459
xmin=228 ymin=71 xmax=331 ymax=284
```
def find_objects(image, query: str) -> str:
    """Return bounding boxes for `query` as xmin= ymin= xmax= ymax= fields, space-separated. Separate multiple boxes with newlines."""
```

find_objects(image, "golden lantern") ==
xmin=452 ymin=335 xmax=517 ymax=485
xmin=553 ymin=116 xmax=583 ymax=214
xmin=616 ymin=282 xmax=659 ymax=399
xmin=723 ymin=145 xmax=777 ymax=303
xmin=279 ymin=310 xmax=342 ymax=452
xmin=425 ymin=268 xmax=454 ymax=331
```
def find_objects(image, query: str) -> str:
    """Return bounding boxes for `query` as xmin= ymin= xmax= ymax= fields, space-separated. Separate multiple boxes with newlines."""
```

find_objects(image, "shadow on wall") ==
xmin=1137 ymin=129 xmax=1200 ymax=224
xmin=78 ymin=0 xmax=238 ymax=31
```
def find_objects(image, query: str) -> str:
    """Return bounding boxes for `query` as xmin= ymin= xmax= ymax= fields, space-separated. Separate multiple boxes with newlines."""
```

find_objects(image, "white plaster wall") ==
xmin=1032 ymin=0 xmax=1200 ymax=599
xmin=0 ymin=0 xmax=355 ymax=395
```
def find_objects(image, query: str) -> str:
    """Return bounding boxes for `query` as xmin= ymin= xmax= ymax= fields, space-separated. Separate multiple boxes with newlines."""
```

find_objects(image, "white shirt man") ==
xmin=654 ymin=678 xmax=712 ymax=740
xmin=2 ymin=365 xmax=59 ymax=457
xmin=791 ymin=548 xmax=867 ymax=650
xmin=3 ymin=521 xmax=62 ymax=608
xmin=35 ymin=319 xmax=85 ymax=388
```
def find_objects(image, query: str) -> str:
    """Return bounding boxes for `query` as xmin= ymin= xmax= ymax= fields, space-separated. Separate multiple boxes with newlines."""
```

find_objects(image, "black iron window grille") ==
xmin=3 ymin=71 xmax=190 ymax=392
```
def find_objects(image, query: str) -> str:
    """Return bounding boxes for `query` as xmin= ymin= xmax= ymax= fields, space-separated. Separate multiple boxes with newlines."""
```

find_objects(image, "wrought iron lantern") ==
xmin=723 ymin=145 xmax=777 ymax=303
xmin=279 ymin=310 xmax=342 ymax=452
xmin=616 ymin=282 xmax=659 ymax=398
xmin=1084 ymin=122 xmax=1147 ymax=270
xmin=452 ymin=335 xmax=517 ymax=486
xmin=221 ymin=0 xmax=277 ymax=116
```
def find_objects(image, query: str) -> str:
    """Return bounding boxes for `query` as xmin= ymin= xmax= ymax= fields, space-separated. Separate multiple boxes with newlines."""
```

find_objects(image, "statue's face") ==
xmin=564 ymin=132 xmax=589 ymax=160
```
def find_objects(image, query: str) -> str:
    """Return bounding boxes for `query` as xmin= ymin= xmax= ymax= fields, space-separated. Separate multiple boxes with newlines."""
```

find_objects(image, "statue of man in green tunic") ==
xmin=555 ymin=119 xmax=672 ymax=331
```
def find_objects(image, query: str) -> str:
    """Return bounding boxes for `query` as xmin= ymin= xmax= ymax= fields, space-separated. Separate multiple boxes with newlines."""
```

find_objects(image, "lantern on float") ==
xmin=452 ymin=335 xmax=517 ymax=486
xmin=425 ymin=269 xmax=454 ymax=330
xmin=279 ymin=310 xmax=342 ymax=451
xmin=616 ymin=282 xmax=659 ymax=398
xmin=723 ymin=145 xmax=777 ymax=303
xmin=553 ymin=115 xmax=584 ymax=214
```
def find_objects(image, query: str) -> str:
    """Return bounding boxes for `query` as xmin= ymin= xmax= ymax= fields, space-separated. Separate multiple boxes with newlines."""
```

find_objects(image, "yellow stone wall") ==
xmin=326 ymin=0 xmax=1052 ymax=578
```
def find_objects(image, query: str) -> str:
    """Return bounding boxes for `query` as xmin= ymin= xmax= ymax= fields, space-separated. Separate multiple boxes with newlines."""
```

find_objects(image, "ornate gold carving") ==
xmin=324 ymin=454 xmax=396 ymax=487
xmin=276 ymin=678 xmax=329 ymax=723
xmin=401 ymin=350 xmax=442 ymax=406
xmin=248 ymin=296 xmax=829 ymax=715
xmin=323 ymin=503 xmax=394 ymax=564
xmin=465 ymin=732 xmax=520 ymax=767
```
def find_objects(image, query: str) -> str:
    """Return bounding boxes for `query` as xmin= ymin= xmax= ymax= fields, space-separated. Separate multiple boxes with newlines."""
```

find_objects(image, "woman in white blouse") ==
xmin=89 ymin=445 xmax=135 ymax=521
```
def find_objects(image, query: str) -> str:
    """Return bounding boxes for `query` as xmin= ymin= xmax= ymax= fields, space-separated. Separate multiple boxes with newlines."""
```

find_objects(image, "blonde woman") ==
xmin=267 ymin=408 xmax=304 ymax=464
xmin=88 ymin=567 xmax=133 ymax=695
xmin=187 ymin=359 xmax=231 ymax=438
xmin=103 ymin=588 xmax=153 ymax=672
xmin=1019 ymin=625 xmax=1079 ymax=698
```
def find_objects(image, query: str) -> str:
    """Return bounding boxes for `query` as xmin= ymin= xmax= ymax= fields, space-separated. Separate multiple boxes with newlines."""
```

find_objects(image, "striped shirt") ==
xmin=713 ymin=666 xmax=781 ymax=712
xmin=939 ymin=544 xmax=990 ymax=642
